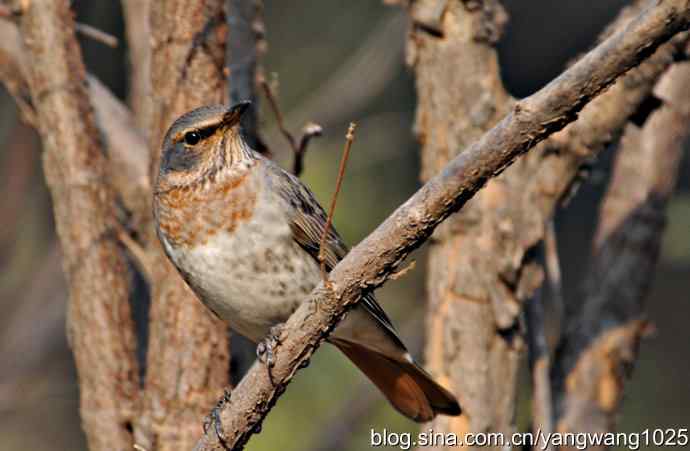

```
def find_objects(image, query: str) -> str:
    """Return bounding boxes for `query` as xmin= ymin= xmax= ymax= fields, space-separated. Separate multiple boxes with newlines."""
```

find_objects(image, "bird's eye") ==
xmin=184 ymin=131 xmax=201 ymax=146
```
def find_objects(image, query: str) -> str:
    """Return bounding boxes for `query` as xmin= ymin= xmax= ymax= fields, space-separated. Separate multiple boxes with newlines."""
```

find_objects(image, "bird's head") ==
xmin=156 ymin=101 xmax=252 ymax=190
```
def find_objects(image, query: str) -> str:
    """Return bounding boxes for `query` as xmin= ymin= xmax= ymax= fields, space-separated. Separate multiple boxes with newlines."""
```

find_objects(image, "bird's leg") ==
xmin=203 ymin=387 xmax=232 ymax=448
xmin=256 ymin=323 xmax=284 ymax=384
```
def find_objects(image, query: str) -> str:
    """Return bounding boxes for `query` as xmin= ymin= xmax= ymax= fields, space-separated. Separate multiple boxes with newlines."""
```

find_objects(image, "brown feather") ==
xmin=332 ymin=339 xmax=461 ymax=422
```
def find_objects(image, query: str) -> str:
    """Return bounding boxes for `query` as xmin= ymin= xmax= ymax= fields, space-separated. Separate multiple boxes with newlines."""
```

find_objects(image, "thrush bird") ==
xmin=153 ymin=102 xmax=461 ymax=422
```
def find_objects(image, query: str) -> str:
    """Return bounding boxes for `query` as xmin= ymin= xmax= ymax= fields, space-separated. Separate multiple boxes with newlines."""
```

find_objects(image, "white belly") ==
xmin=161 ymin=199 xmax=322 ymax=342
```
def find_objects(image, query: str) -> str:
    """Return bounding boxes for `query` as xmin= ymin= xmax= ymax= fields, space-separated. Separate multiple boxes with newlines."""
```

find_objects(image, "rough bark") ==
xmin=9 ymin=1 xmax=139 ymax=450
xmin=551 ymin=61 xmax=690 ymax=449
xmin=135 ymin=1 xmax=231 ymax=450
xmin=194 ymin=2 xmax=690 ymax=449
xmin=0 ymin=20 xmax=150 ymax=219
xmin=406 ymin=1 xmax=517 ymax=444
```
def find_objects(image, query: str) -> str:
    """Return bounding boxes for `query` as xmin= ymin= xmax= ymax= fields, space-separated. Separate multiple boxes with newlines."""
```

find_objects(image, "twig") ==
xmin=294 ymin=122 xmax=323 ymax=176
xmin=259 ymin=75 xmax=293 ymax=146
xmin=543 ymin=218 xmax=564 ymax=325
xmin=116 ymin=225 xmax=153 ymax=283
xmin=389 ymin=260 xmax=416 ymax=280
xmin=194 ymin=3 xmax=690 ymax=449
xmin=318 ymin=122 xmax=356 ymax=284
xmin=259 ymin=76 xmax=322 ymax=175
xmin=75 ymin=22 xmax=119 ymax=48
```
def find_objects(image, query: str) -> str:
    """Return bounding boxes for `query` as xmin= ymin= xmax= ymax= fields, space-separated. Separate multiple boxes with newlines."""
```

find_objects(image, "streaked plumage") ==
xmin=153 ymin=103 xmax=461 ymax=422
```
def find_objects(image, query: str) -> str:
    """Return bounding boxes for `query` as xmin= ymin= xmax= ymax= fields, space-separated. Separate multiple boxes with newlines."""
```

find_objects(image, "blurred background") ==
xmin=1 ymin=1 xmax=688 ymax=450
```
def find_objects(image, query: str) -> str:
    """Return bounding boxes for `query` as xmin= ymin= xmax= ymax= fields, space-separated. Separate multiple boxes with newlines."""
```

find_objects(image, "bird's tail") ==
xmin=332 ymin=339 xmax=461 ymax=422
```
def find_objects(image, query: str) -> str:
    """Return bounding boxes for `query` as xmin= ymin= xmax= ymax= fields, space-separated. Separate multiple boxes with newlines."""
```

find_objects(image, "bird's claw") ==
xmin=203 ymin=388 xmax=232 ymax=448
xmin=256 ymin=324 xmax=284 ymax=384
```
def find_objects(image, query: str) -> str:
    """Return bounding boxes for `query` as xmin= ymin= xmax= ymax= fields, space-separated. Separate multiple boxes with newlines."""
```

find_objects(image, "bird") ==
xmin=153 ymin=102 xmax=461 ymax=422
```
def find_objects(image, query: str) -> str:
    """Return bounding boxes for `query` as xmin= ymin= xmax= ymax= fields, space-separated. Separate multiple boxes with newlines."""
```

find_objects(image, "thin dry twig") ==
xmin=74 ymin=22 xmax=119 ymax=47
xmin=116 ymin=225 xmax=153 ymax=282
xmin=259 ymin=76 xmax=293 ymax=146
xmin=389 ymin=260 xmax=416 ymax=280
xmin=544 ymin=218 xmax=564 ymax=322
xmin=259 ymin=76 xmax=323 ymax=175
xmin=293 ymin=122 xmax=324 ymax=176
xmin=318 ymin=122 xmax=356 ymax=283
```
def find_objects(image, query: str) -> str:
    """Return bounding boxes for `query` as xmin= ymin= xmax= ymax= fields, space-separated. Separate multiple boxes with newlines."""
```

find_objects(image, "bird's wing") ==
xmin=263 ymin=159 xmax=398 ymax=334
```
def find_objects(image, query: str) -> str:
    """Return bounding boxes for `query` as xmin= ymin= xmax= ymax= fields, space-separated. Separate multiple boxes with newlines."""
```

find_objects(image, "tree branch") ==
xmin=552 ymin=60 xmax=690 ymax=448
xmin=8 ymin=1 xmax=140 ymax=450
xmin=194 ymin=2 xmax=690 ymax=449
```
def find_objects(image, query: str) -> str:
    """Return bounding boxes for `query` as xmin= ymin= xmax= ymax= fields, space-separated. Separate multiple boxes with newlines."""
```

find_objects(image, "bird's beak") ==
xmin=222 ymin=101 xmax=251 ymax=128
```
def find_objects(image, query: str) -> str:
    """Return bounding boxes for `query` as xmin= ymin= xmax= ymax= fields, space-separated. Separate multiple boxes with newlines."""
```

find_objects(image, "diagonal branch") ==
xmin=6 ymin=1 xmax=140 ymax=450
xmin=552 ymin=60 xmax=690 ymax=447
xmin=194 ymin=2 xmax=690 ymax=449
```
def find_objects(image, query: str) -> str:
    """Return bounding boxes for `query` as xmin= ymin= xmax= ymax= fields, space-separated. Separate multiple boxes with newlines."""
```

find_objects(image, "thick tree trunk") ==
xmin=134 ymin=2 xmax=231 ymax=450
xmin=407 ymin=2 xmax=517 ymax=446
xmin=10 ymin=1 xmax=140 ymax=450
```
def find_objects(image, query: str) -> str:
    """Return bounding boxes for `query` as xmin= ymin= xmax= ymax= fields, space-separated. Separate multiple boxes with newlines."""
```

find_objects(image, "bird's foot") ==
xmin=256 ymin=324 xmax=284 ymax=384
xmin=203 ymin=388 xmax=232 ymax=448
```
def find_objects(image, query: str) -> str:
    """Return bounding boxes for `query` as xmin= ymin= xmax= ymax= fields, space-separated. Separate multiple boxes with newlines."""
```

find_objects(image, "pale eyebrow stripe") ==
xmin=172 ymin=117 xmax=224 ymax=143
